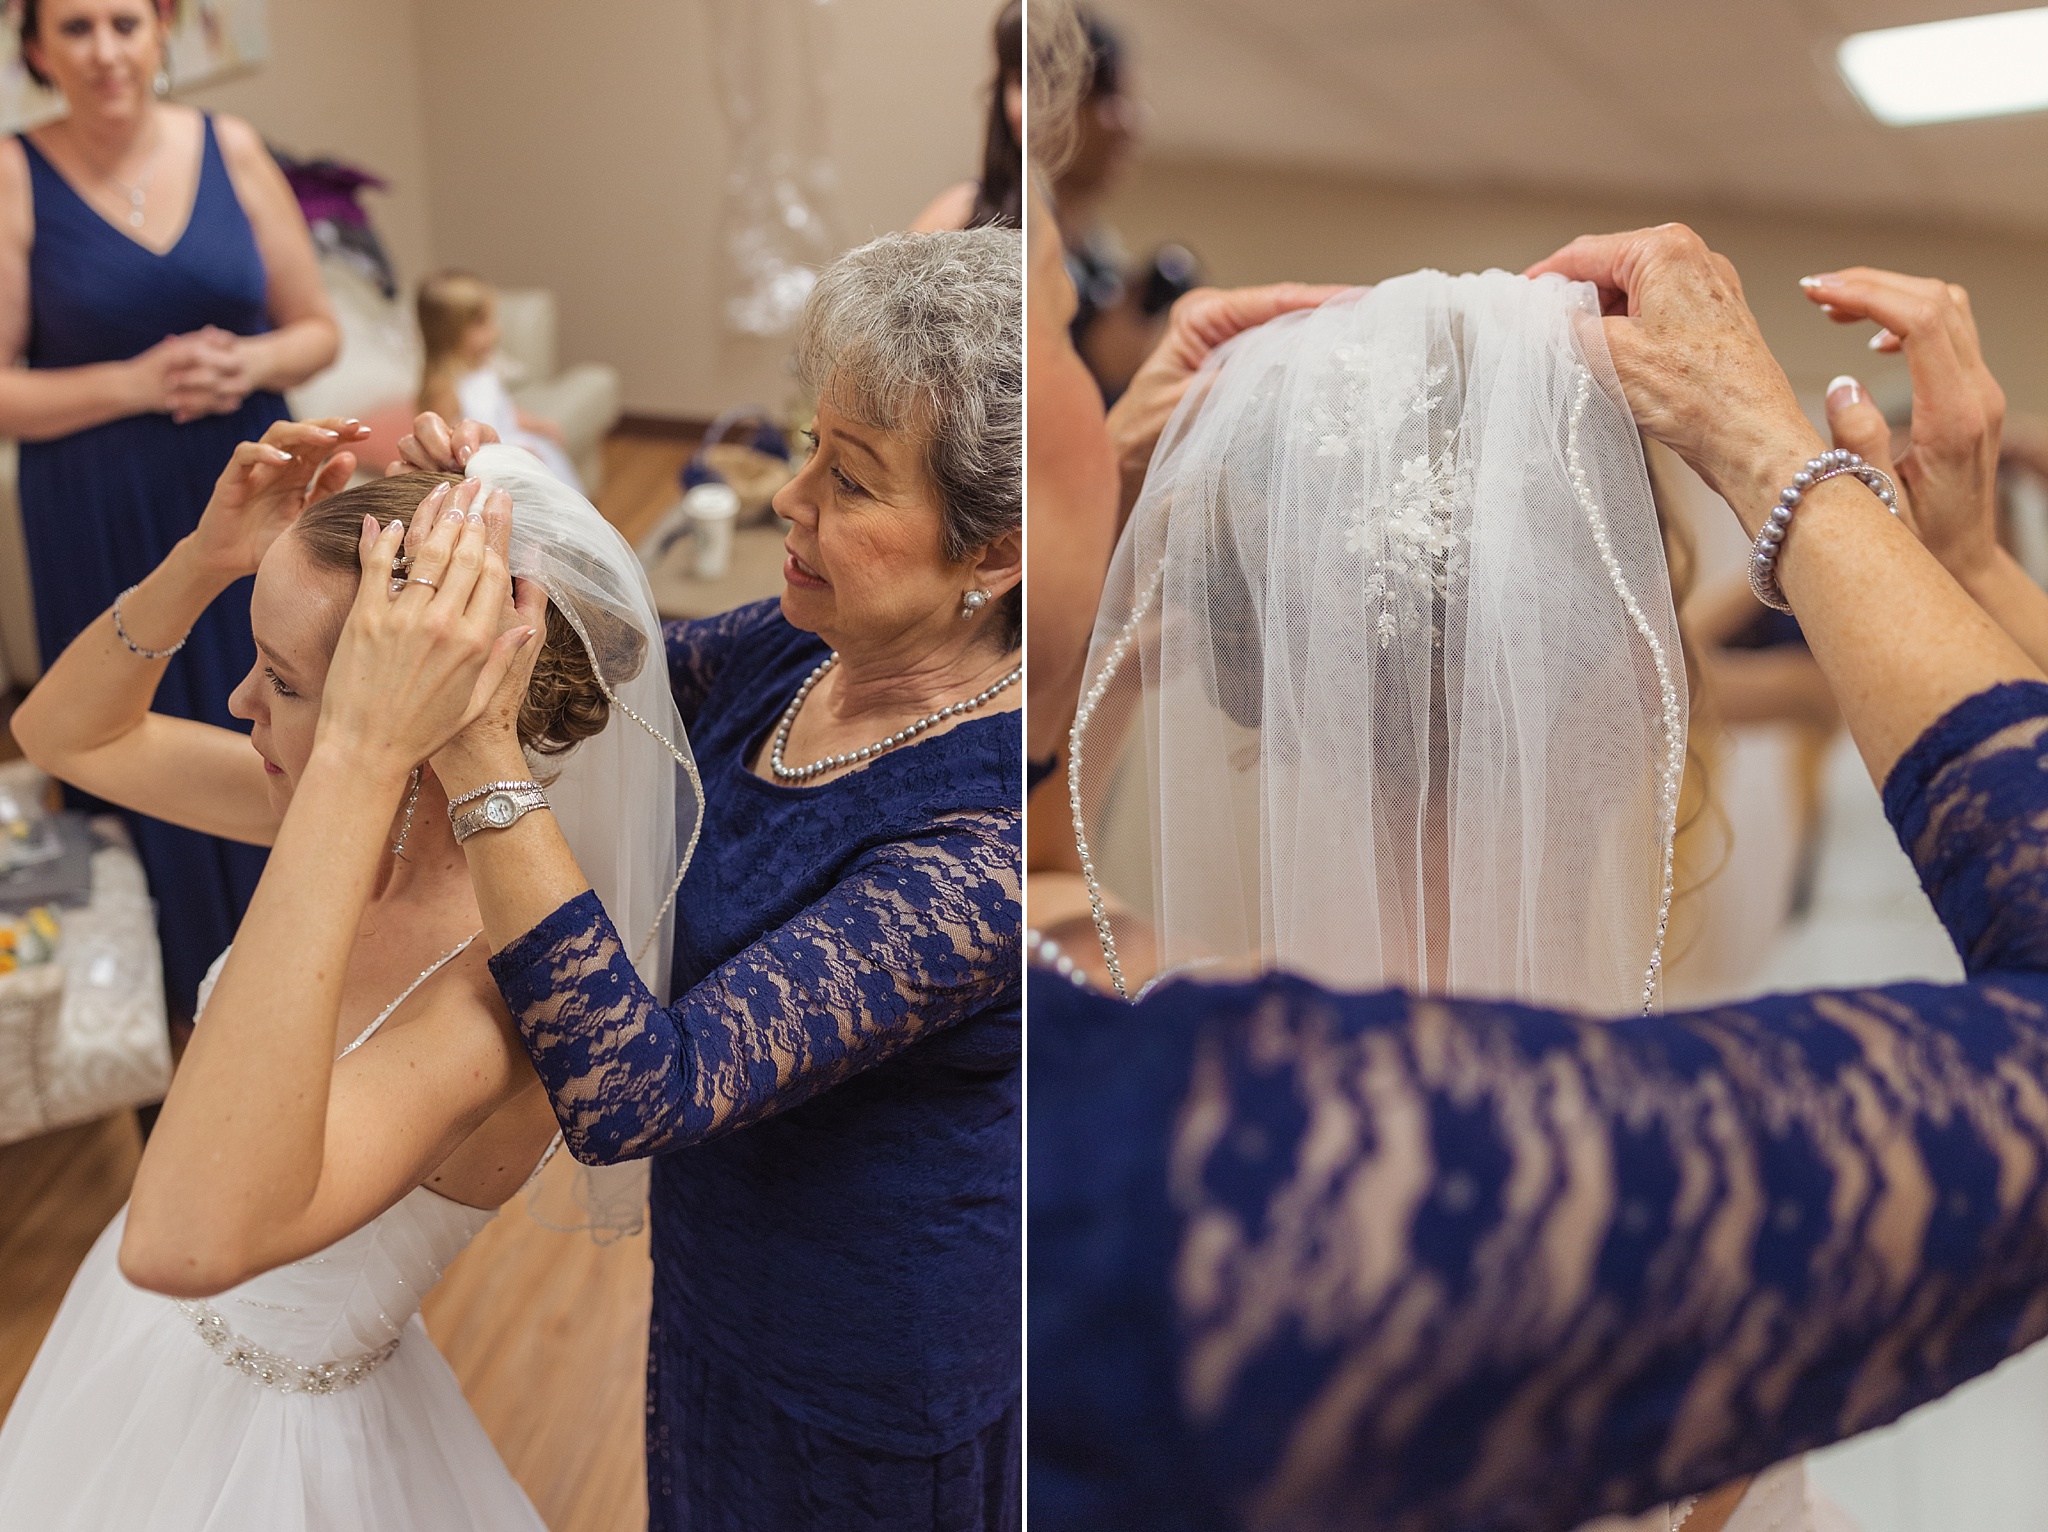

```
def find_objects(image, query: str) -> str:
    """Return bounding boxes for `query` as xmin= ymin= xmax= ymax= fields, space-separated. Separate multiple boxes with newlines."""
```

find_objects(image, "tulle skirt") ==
xmin=0 ymin=1216 xmax=545 ymax=1531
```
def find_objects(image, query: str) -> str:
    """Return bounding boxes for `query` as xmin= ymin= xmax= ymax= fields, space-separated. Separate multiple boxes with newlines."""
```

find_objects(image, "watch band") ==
xmin=447 ymin=779 xmax=541 ymax=813
xmin=450 ymin=783 xmax=551 ymax=844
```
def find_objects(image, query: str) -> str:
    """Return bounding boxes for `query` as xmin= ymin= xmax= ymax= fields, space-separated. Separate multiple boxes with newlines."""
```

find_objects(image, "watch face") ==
xmin=484 ymin=791 xmax=517 ymax=828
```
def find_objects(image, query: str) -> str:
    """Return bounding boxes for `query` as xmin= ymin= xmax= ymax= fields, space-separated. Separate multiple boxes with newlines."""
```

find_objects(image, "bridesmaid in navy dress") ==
xmin=0 ymin=0 xmax=338 ymax=1017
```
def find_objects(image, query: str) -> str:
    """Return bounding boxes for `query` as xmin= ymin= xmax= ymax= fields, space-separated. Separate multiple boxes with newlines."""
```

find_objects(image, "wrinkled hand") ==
xmin=386 ymin=411 xmax=501 ymax=476
xmin=1802 ymin=268 xmax=2006 ymax=581
xmin=318 ymin=479 xmax=536 ymax=777
xmin=187 ymin=416 xmax=368 ymax=579
xmin=1527 ymin=224 xmax=1820 ymax=517
xmin=164 ymin=326 xmax=257 ymax=423
xmin=1104 ymin=282 xmax=1343 ymax=516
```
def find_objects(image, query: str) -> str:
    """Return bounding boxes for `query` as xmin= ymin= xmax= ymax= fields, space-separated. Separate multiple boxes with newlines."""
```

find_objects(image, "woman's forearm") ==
xmin=0 ymin=355 xmax=150 ymax=440
xmin=1715 ymin=442 xmax=2037 ymax=784
xmin=10 ymin=534 xmax=234 ymax=768
xmin=433 ymin=734 xmax=595 ymax=953
xmin=123 ymin=744 xmax=405 ymax=1292
xmin=241 ymin=315 xmax=339 ymax=395
xmin=1947 ymin=544 xmax=2048 ymax=676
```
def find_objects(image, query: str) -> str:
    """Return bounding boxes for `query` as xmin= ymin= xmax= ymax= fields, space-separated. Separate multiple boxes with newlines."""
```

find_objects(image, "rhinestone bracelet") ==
xmin=111 ymin=584 xmax=189 ymax=659
xmin=446 ymin=779 xmax=540 ymax=814
xmin=1748 ymin=448 xmax=1898 ymax=613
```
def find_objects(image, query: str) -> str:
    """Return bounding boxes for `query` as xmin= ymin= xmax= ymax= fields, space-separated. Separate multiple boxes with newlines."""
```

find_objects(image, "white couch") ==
xmin=0 ymin=258 xmax=620 ymax=687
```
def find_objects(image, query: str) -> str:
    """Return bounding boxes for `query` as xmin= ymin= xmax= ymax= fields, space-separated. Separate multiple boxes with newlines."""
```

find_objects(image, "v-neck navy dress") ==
xmin=16 ymin=114 xmax=283 ymax=1018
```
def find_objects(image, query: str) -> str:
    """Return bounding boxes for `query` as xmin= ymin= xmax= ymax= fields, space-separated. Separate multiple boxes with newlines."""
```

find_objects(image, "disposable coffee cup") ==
xmin=684 ymin=483 xmax=742 ymax=581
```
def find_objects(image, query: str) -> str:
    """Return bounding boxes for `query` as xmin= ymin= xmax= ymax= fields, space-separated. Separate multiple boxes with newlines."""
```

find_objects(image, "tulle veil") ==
xmin=465 ymin=444 xmax=705 ymax=1238
xmin=1070 ymin=269 xmax=1686 ymax=1016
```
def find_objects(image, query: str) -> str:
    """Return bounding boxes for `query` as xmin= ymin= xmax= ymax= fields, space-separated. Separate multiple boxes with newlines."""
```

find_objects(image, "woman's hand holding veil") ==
xmin=1104 ymin=282 xmax=1342 ymax=523
xmin=316 ymin=479 xmax=537 ymax=783
xmin=187 ymin=416 xmax=369 ymax=579
xmin=1527 ymin=224 xmax=1824 ymax=522
xmin=1527 ymin=223 xmax=2041 ymax=780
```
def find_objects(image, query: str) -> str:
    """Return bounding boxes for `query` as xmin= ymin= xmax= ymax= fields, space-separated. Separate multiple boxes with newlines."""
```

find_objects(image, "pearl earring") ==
xmin=959 ymin=589 xmax=989 ymax=621
xmin=153 ymin=68 xmax=170 ymax=98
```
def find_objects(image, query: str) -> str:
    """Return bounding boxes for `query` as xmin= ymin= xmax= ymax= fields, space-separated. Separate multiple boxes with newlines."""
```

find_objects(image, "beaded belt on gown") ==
xmin=175 ymin=1300 xmax=402 ymax=1395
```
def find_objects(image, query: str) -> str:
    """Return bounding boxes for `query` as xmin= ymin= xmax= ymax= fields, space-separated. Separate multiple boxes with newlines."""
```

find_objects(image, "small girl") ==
xmin=417 ymin=270 xmax=583 ymax=490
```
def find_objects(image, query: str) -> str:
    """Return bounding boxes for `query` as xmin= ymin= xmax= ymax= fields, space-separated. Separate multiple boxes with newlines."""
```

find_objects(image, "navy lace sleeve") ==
xmin=1032 ymin=680 xmax=2048 ymax=1532
xmin=491 ymin=807 xmax=1020 ymax=1161
xmin=662 ymin=602 xmax=774 ymax=731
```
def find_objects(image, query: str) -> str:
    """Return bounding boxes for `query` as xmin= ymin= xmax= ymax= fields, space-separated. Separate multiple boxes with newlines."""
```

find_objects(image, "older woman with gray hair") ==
xmin=394 ymin=228 xmax=1021 ymax=1530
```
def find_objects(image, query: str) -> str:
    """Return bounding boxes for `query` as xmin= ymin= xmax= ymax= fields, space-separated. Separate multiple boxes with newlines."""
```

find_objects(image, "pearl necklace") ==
xmin=770 ymin=652 xmax=1021 ymax=783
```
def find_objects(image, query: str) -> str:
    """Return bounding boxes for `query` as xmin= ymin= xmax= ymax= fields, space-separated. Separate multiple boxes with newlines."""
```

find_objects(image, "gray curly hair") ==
xmin=796 ymin=227 xmax=1022 ymax=648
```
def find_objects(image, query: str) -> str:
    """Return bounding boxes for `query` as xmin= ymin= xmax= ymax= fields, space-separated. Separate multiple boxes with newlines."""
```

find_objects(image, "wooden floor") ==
xmin=597 ymin=430 xmax=696 ymax=549
xmin=0 ymin=435 xmax=698 ymax=1528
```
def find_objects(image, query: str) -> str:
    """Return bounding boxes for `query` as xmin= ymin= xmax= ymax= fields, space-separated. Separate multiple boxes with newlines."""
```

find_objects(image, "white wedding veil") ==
xmin=1071 ymin=269 xmax=1686 ymax=1016
xmin=464 ymin=444 xmax=705 ymax=1235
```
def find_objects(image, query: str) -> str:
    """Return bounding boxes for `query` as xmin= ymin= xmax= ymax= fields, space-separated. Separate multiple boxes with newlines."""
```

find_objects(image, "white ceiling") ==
xmin=1092 ymin=0 xmax=2048 ymax=233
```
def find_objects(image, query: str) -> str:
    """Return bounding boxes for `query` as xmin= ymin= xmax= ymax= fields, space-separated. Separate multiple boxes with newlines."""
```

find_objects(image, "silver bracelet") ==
xmin=446 ymin=779 xmax=539 ymax=813
xmin=1748 ymin=448 xmax=1898 ymax=613
xmin=111 ymin=585 xmax=189 ymax=660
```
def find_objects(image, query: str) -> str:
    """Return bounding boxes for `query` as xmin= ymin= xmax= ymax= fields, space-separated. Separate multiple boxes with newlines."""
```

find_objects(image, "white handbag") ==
xmin=0 ymin=815 xmax=171 ymax=1148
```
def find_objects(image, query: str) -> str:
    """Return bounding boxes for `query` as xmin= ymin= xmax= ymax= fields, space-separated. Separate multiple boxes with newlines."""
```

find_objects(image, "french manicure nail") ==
xmin=1868 ymin=330 xmax=1893 ymax=350
xmin=1826 ymin=375 xmax=1862 ymax=408
xmin=1799 ymin=275 xmax=1830 ymax=289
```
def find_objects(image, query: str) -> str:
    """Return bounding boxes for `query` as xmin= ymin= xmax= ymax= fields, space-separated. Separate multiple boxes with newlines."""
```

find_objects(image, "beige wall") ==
xmin=179 ymin=0 xmax=438 ymax=291
xmin=1101 ymin=157 xmax=2048 ymax=417
xmin=182 ymin=0 xmax=994 ymax=419
xmin=413 ymin=0 xmax=992 ymax=419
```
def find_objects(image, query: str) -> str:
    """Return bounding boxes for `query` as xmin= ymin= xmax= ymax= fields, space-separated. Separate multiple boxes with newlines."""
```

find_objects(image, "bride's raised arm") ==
xmin=8 ymin=417 xmax=366 ymax=846
xmin=120 ymin=493 xmax=545 ymax=1296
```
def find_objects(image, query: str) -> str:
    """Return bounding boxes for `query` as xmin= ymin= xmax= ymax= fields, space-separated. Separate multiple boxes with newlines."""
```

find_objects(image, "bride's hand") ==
xmin=1799 ymin=269 xmax=2005 ymax=582
xmin=187 ymin=417 xmax=369 ymax=579
xmin=387 ymin=411 xmax=501 ymax=476
xmin=316 ymin=480 xmax=536 ymax=779
xmin=1525 ymin=224 xmax=1821 ymax=521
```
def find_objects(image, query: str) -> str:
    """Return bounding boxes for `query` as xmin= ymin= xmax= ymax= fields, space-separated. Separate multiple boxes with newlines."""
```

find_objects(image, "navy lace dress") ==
xmin=1032 ymin=680 xmax=2048 ymax=1532
xmin=16 ymin=114 xmax=282 ymax=1017
xmin=490 ymin=600 xmax=1022 ymax=1532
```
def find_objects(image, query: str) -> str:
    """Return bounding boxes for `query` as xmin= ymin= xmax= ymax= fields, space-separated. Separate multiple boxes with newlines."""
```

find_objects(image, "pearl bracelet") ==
xmin=1748 ymin=448 xmax=1898 ymax=613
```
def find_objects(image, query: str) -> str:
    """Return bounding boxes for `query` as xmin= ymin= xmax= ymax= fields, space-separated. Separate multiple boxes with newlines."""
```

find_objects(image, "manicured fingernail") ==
xmin=1826 ymin=375 xmax=1862 ymax=408
xmin=518 ymin=626 xmax=537 ymax=647
xmin=1868 ymin=329 xmax=1895 ymax=350
xmin=458 ymin=446 xmax=472 ymax=464
xmin=264 ymin=445 xmax=291 ymax=461
xmin=467 ymin=510 xmax=483 ymax=525
xmin=443 ymin=504 xmax=463 ymax=522
xmin=314 ymin=427 xmax=339 ymax=439
xmin=1800 ymin=274 xmax=1832 ymax=289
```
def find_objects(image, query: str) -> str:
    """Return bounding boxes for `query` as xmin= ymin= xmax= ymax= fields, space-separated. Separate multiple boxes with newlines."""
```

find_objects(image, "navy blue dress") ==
xmin=1032 ymin=680 xmax=2048 ymax=1532
xmin=490 ymin=600 xmax=1022 ymax=1531
xmin=16 ymin=114 xmax=283 ymax=1018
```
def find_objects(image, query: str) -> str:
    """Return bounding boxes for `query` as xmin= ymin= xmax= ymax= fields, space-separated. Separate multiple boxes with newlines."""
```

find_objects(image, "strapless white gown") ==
xmin=0 ymin=945 xmax=547 ymax=1530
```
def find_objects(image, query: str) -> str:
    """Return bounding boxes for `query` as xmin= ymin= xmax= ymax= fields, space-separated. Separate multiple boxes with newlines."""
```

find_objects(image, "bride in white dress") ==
xmin=0 ymin=419 xmax=695 ymax=1529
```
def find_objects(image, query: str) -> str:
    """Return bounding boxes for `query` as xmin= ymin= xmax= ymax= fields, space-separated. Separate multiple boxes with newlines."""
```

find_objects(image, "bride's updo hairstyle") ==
xmin=292 ymin=472 xmax=633 ymax=756
xmin=796 ymin=227 xmax=1021 ymax=647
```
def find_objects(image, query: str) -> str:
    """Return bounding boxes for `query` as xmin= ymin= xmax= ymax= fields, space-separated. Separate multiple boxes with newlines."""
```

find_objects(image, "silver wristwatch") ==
xmin=449 ymin=783 xmax=550 ymax=844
